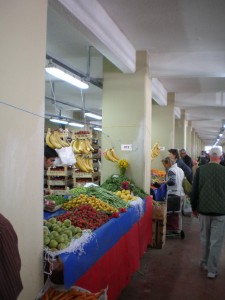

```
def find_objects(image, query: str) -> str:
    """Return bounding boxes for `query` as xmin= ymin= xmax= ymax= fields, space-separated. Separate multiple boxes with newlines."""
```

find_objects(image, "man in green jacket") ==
xmin=191 ymin=147 xmax=225 ymax=279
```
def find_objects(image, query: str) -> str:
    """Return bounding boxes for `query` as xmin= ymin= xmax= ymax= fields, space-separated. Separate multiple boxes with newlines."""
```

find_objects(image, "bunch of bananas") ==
xmin=151 ymin=142 xmax=160 ymax=161
xmin=75 ymin=155 xmax=94 ymax=173
xmin=45 ymin=129 xmax=70 ymax=149
xmin=103 ymin=148 xmax=120 ymax=162
xmin=71 ymin=139 xmax=94 ymax=154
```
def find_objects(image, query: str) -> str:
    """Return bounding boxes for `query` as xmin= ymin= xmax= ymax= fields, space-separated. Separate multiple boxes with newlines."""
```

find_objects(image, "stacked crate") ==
xmin=151 ymin=201 xmax=167 ymax=249
xmin=46 ymin=165 xmax=73 ymax=195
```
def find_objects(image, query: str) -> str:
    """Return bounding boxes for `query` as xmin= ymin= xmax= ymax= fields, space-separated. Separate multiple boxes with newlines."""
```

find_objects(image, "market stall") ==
xmin=44 ymin=195 xmax=152 ymax=300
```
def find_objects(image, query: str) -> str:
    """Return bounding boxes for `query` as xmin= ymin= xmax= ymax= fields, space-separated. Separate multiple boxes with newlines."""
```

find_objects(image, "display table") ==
xmin=44 ymin=196 xmax=152 ymax=300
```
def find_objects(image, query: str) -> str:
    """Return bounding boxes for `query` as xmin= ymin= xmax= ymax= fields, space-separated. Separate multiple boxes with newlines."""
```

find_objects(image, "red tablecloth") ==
xmin=75 ymin=196 xmax=152 ymax=300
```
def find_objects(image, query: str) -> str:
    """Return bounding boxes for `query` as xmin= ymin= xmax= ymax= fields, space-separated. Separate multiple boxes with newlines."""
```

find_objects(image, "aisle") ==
xmin=118 ymin=216 xmax=225 ymax=300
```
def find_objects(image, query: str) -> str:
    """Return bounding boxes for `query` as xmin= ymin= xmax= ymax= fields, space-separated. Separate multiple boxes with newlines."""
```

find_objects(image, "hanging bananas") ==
xmin=75 ymin=155 xmax=94 ymax=173
xmin=151 ymin=142 xmax=160 ymax=161
xmin=45 ymin=129 xmax=70 ymax=149
xmin=103 ymin=148 xmax=120 ymax=162
xmin=70 ymin=138 xmax=94 ymax=154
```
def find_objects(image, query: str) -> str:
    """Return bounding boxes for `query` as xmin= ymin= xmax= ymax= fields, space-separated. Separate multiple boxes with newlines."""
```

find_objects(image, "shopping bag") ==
xmin=182 ymin=178 xmax=192 ymax=195
xmin=183 ymin=197 xmax=192 ymax=216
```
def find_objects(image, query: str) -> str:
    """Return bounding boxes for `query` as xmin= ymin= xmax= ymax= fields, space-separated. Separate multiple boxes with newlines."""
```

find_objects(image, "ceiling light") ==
xmin=45 ymin=66 xmax=89 ymax=90
xmin=68 ymin=122 xmax=84 ymax=128
xmin=219 ymin=133 xmax=223 ymax=137
xmin=49 ymin=118 xmax=68 ymax=125
xmin=84 ymin=112 xmax=102 ymax=120
xmin=93 ymin=127 xmax=102 ymax=131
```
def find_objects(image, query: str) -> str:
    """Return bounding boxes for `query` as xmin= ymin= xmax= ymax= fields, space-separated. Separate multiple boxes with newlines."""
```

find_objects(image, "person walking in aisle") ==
xmin=168 ymin=149 xmax=193 ymax=184
xmin=190 ymin=147 xmax=225 ymax=279
xmin=179 ymin=148 xmax=193 ymax=170
xmin=0 ymin=213 xmax=23 ymax=299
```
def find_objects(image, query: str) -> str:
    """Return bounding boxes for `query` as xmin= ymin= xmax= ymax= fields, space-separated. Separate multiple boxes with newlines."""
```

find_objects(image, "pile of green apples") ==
xmin=43 ymin=217 xmax=82 ymax=251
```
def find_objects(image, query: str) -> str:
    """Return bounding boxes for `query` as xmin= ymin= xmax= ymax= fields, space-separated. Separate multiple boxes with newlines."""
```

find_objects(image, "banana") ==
xmin=72 ymin=140 xmax=81 ymax=153
xmin=110 ymin=148 xmax=120 ymax=161
xmin=79 ymin=139 xmax=89 ymax=154
xmin=151 ymin=142 xmax=160 ymax=160
xmin=86 ymin=158 xmax=94 ymax=173
xmin=103 ymin=148 xmax=111 ymax=160
xmin=45 ymin=129 xmax=55 ymax=149
xmin=49 ymin=132 xmax=62 ymax=149
xmin=85 ymin=139 xmax=94 ymax=152
xmin=75 ymin=155 xmax=93 ymax=172
xmin=75 ymin=155 xmax=88 ymax=172
xmin=106 ymin=149 xmax=118 ymax=162
xmin=54 ymin=131 xmax=70 ymax=148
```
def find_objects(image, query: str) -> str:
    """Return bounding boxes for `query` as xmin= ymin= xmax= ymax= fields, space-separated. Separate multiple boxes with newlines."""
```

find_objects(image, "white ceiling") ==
xmin=46 ymin=0 xmax=225 ymax=146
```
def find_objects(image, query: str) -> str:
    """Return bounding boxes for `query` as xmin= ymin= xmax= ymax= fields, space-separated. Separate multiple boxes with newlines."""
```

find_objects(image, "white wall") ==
xmin=0 ymin=1 xmax=47 ymax=299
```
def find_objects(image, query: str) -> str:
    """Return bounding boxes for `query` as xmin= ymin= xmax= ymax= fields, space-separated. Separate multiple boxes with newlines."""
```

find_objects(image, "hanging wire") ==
xmin=49 ymin=79 xmax=59 ymax=116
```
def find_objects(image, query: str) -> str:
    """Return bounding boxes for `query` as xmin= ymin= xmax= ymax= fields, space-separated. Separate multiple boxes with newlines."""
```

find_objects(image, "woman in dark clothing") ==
xmin=168 ymin=149 xmax=193 ymax=184
xmin=0 ymin=213 xmax=23 ymax=299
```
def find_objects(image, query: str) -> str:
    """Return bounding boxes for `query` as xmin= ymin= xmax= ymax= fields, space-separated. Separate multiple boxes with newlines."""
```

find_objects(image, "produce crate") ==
xmin=47 ymin=166 xmax=73 ymax=176
xmin=48 ymin=188 xmax=70 ymax=196
xmin=72 ymin=171 xmax=99 ymax=178
xmin=152 ymin=202 xmax=167 ymax=221
xmin=151 ymin=219 xmax=167 ymax=249
xmin=47 ymin=179 xmax=73 ymax=186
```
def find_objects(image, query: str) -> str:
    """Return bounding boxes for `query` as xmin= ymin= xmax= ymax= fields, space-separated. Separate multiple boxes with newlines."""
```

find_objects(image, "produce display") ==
xmin=101 ymin=175 xmax=148 ymax=199
xmin=55 ymin=205 xmax=113 ymax=231
xmin=44 ymin=217 xmax=82 ymax=251
xmin=62 ymin=194 xmax=118 ymax=213
xmin=40 ymin=286 xmax=105 ymax=300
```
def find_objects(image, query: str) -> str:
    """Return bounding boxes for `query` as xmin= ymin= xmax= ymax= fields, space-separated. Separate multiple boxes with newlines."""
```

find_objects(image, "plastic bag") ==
xmin=183 ymin=197 xmax=192 ymax=216
xmin=55 ymin=146 xmax=76 ymax=165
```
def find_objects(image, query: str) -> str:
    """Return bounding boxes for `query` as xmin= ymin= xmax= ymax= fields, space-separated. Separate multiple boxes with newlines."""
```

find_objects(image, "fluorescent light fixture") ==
xmin=45 ymin=66 xmax=89 ymax=90
xmin=84 ymin=112 xmax=102 ymax=120
xmin=68 ymin=122 xmax=84 ymax=128
xmin=93 ymin=127 xmax=102 ymax=131
xmin=49 ymin=118 xmax=68 ymax=125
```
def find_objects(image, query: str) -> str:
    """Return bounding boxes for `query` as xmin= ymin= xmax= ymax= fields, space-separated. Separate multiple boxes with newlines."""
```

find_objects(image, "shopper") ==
xmin=179 ymin=148 xmax=193 ymax=170
xmin=197 ymin=150 xmax=209 ymax=166
xmin=44 ymin=144 xmax=59 ymax=170
xmin=190 ymin=147 xmax=225 ymax=279
xmin=0 ymin=213 xmax=23 ymax=299
xmin=168 ymin=149 xmax=193 ymax=184
xmin=161 ymin=157 xmax=184 ymax=196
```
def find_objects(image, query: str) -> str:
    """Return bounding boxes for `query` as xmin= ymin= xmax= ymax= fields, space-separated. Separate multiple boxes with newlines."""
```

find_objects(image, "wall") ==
xmin=0 ymin=1 xmax=47 ymax=299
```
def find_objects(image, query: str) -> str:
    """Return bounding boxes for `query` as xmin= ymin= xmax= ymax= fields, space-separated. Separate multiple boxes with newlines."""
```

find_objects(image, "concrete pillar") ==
xmin=0 ymin=1 xmax=47 ymax=299
xmin=191 ymin=128 xmax=196 ymax=158
xmin=186 ymin=121 xmax=192 ymax=155
xmin=151 ymin=92 xmax=175 ymax=169
xmin=175 ymin=109 xmax=186 ymax=150
xmin=101 ymin=51 xmax=152 ymax=193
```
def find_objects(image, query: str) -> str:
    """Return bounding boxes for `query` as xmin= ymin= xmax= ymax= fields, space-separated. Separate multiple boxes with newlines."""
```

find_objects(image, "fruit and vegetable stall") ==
xmin=43 ymin=175 xmax=152 ymax=300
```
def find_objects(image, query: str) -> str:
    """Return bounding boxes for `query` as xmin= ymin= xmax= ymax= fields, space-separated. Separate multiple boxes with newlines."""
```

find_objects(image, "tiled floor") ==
xmin=119 ymin=216 xmax=225 ymax=300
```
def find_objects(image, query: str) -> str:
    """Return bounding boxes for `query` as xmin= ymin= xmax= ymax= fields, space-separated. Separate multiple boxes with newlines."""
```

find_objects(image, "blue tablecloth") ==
xmin=151 ymin=183 xmax=167 ymax=201
xmin=44 ymin=199 xmax=147 ymax=288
